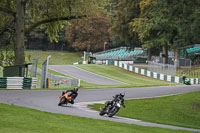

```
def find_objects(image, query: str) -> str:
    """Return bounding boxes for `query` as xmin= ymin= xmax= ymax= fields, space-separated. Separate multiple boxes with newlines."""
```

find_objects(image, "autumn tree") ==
xmin=0 ymin=0 xmax=105 ymax=65
xmin=66 ymin=14 xmax=111 ymax=52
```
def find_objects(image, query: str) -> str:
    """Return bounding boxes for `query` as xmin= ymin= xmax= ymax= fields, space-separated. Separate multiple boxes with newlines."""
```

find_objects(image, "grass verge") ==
xmin=77 ymin=64 xmax=177 ymax=89
xmin=90 ymin=91 xmax=200 ymax=129
xmin=0 ymin=103 xmax=196 ymax=133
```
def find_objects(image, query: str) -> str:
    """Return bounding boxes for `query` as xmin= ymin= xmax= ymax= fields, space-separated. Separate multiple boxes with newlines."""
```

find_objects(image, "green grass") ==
xmin=77 ymin=64 xmax=176 ymax=89
xmin=0 ymin=103 xmax=196 ymax=133
xmin=25 ymin=51 xmax=83 ymax=67
xmin=90 ymin=91 xmax=200 ymax=129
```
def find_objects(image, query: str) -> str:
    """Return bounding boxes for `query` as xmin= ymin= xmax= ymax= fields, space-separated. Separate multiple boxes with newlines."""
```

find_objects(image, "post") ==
xmin=78 ymin=79 xmax=80 ymax=87
xmin=31 ymin=57 xmax=38 ymax=77
xmin=174 ymin=48 xmax=179 ymax=68
xmin=41 ymin=55 xmax=51 ymax=88
xmin=84 ymin=51 xmax=86 ymax=61
xmin=104 ymin=42 xmax=107 ymax=51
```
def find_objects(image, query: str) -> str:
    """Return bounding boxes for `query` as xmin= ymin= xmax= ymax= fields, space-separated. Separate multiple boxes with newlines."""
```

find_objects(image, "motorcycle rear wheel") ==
xmin=99 ymin=107 xmax=107 ymax=116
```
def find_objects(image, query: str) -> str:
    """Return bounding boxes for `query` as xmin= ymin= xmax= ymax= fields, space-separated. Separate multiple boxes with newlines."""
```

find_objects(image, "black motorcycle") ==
xmin=99 ymin=93 xmax=125 ymax=117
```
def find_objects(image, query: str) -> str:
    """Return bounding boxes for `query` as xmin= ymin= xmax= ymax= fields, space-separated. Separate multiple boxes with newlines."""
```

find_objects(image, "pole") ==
xmin=41 ymin=55 xmax=51 ymax=88
xmin=104 ymin=42 xmax=107 ymax=51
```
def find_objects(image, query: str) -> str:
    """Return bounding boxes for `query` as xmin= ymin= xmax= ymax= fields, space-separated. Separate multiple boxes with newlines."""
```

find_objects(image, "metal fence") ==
xmin=181 ymin=71 xmax=200 ymax=78
xmin=47 ymin=72 xmax=80 ymax=87
xmin=179 ymin=58 xmax=191 ymax=68
xmin=29 ymin=66 xmax=80 ymax=88
xmin=30 ymin=57 xmax=38 ymax=77
xmin=148 ymin=61 xmax=176 ymax=76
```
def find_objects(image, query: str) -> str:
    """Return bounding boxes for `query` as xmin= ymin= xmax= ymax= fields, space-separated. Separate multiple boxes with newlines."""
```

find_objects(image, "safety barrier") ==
xmin=111 ymin=60 xmax=200 ymax=84
xmin=0 ymin=77 xmax=37 ymax=89
xmin=73 ymin=61 xmax=88 ymax=65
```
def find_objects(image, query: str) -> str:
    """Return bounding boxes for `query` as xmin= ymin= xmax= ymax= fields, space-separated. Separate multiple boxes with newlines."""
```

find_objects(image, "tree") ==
xmin=66 ymin=14 xmax=111 ymax=52
xmin=111 ymin=0 xmax=141 ymax=47
xmin=0 ymin=0 xmax=105 ymax=65
xmin=131 ymin=0 xmax=200 ymax=64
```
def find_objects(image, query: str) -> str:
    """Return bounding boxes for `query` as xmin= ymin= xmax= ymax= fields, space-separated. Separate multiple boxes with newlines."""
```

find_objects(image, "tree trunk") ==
xmin=163 ymin=44 xmax=168 ymax=64
xmin=147 ymin=48 xmax=152 ymax=61
xmin=15 ymin=0 xmax=25 ymax=65
xmin=174 ymin=48 xmax=179 ymax=68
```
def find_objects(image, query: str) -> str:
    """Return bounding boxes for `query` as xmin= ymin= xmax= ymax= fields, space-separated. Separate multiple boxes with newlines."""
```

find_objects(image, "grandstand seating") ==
xmin=186 ymin=47 xmax=200 ymax=54
xmin=93 ymin=47 xmax=146 ymax=60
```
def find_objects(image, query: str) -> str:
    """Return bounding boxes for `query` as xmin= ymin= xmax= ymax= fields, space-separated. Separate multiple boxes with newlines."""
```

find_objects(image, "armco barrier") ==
xmin=0 ymin=77 xmax=37 ymax=89
xmin=111 ymin=60 xmax=199 ymax=84
xmin=73 ymin=61 xmax=87 ymax=65
xmin=7 ymin=77 xmax=23 ymax=89
xmin=0 ymin=78 xmax=7 ymax=88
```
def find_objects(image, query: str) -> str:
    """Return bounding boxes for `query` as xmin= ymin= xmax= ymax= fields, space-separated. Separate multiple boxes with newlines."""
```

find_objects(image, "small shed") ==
xmin=3 ymin=63 xmax=32 ymax=77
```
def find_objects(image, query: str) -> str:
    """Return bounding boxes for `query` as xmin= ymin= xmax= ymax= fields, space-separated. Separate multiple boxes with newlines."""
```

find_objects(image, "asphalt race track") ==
xmin=48 ymin=65 xmax=125 ymax=85
xmin=1 ymin=85 xmax=200 ymax=132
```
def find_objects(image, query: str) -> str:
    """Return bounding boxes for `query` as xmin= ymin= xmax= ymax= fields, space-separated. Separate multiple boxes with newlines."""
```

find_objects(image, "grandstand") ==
xmin=186 ymin=45 xmax=200 ymax=54
xmin=93 ymin=47 xmax=147 ymax=61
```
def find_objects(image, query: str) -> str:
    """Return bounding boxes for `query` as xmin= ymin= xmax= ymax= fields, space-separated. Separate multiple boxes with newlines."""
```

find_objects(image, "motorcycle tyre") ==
xmin=108 ymin=107 xmax=119 ymax=117
xmin=99 ymin=107 xmax=107 ymax=116
xmin=58 ymin=97 xmax=66 ymax=106
xmin=186 ymin=83 xmax=191 ymax=85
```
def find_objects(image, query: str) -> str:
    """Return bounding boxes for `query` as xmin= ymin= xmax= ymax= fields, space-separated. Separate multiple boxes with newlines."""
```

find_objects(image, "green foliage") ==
xmin=24 ymin=0 xmax=107 ymax=42
xmin=131 ymin=0 xmax=200 ymax=49
xmin=109 ymin=34 xmax=125 ymax=48
xmin=0 ymin=48 xmax=14 ymax=67
xmin=0 ymin=1 xmax=16 ymax=66
xmin=41 ymin=21 xmax=65 ymax=43
xmin=0 ymin=0 xmax=108 ymax=65
xmin=111 ymin=0 xmax=141 ymax=47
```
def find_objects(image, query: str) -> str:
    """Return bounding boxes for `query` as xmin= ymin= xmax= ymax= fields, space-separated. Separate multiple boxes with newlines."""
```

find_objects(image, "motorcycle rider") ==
xmin=182 ymin=74 xmax=187 ymax=84
xmin=62 ymin=87 xmax=78 ymax=104
xmin=105 ymin=93 xmax=125 ymax=109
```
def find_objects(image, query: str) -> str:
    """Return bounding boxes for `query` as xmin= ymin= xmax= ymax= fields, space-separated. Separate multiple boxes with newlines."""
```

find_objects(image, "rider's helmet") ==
xmin=120 ymin=93 xmax=125 ymax=97
xmin=74 ymin=87 xmax=78 ymax=92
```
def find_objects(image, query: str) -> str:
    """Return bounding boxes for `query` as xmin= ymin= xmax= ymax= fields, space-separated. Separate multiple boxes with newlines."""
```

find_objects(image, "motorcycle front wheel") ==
xmin=58 ymin=97 xmax=66 ymax=106
xmin=108 ymin=107 xmax=119 ymax=117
